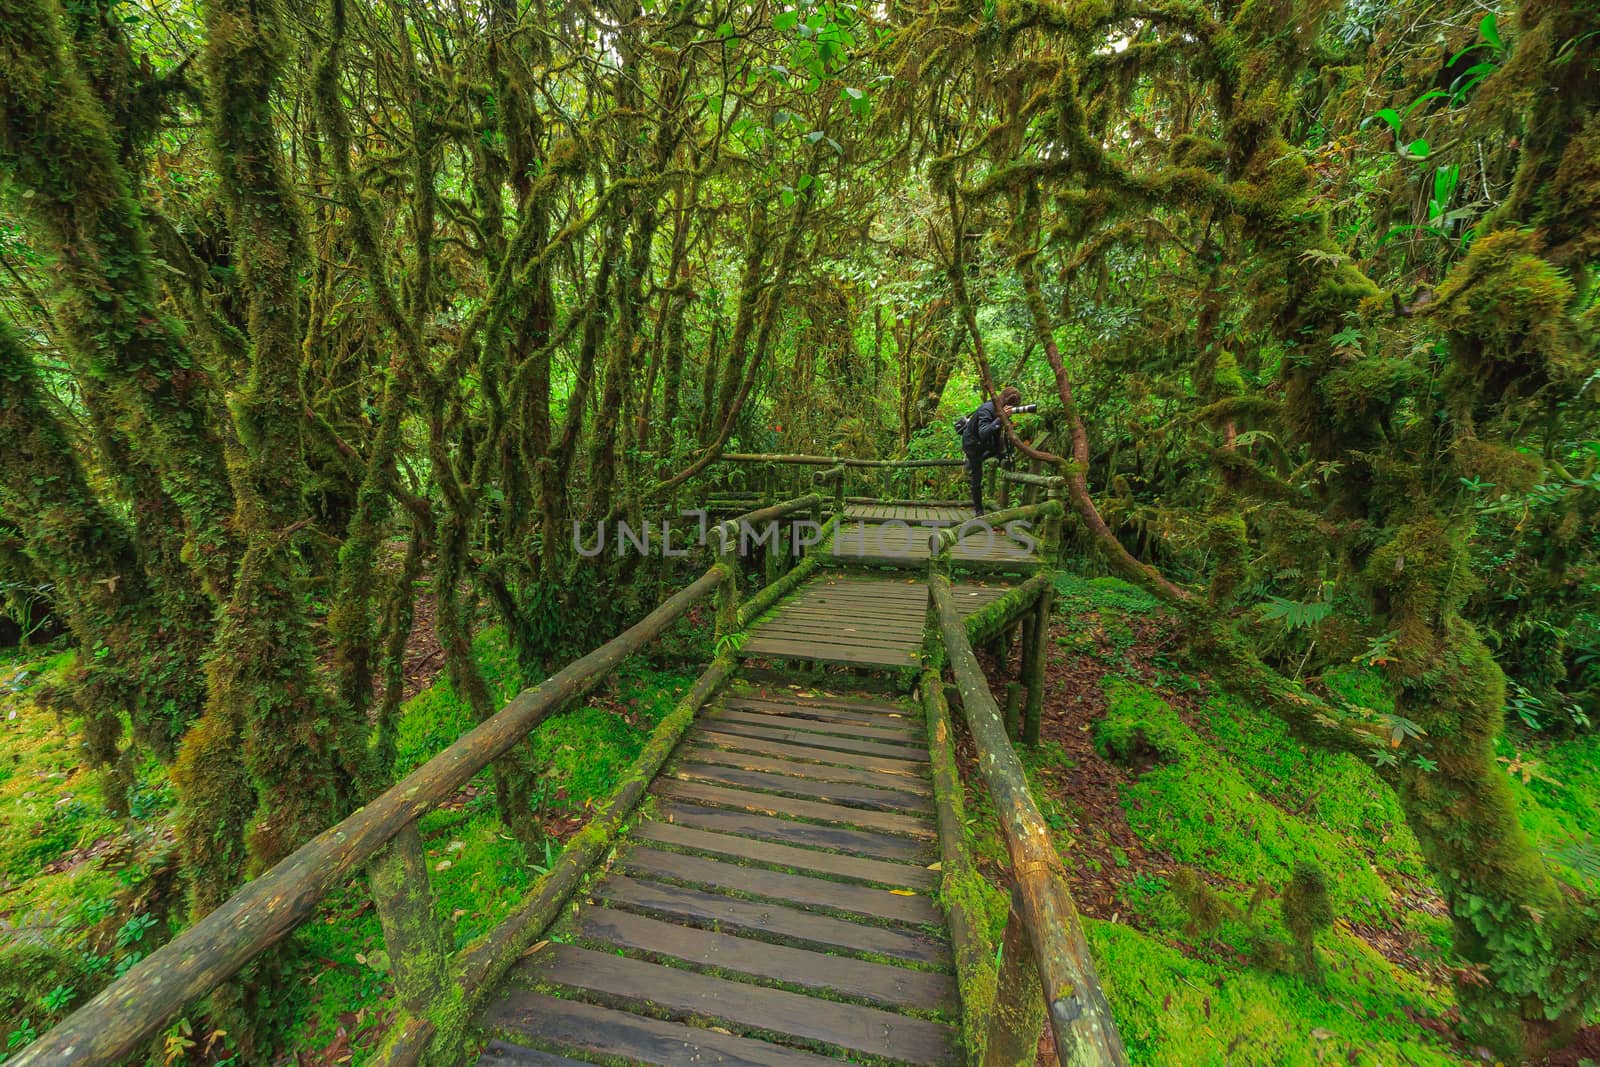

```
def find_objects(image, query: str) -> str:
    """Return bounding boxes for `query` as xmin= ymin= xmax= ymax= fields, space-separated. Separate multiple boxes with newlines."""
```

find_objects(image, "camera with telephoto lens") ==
xmin=1010 ymin=403 xmax=1039 ymax=414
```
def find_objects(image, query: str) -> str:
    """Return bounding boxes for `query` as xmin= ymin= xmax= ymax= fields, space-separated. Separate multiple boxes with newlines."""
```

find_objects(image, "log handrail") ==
xmin=812 ymin=463 xmax=846 ymax=484
xmin=720 ymin=451 xmax=965 ymax=468
xmin=929 ymin=500 xmax=1064 ymax=557
xmin=14 ymin=566 xmax=726 ymax=1067
xmin=997 ymin=468 xmax=1066 ymax=488
xmin=924 ymin=530 xmax=1128 ymax=1067
xmin=707 ymin=492 xmax=823 ymax=548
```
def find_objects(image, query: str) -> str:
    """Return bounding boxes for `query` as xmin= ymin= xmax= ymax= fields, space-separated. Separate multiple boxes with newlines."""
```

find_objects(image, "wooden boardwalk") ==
xmin=844 ymin=503 xmax=971 ymax=523
xmin=476 ymin=683 xmax=960 ymax=1066
xmin=821 ymin=503 xmax=1040 ymax=570
xmin=741 ymin=575 xmax=1006 ymax=668
xmin=471 ymin=498 xmax=1048 ymax=1065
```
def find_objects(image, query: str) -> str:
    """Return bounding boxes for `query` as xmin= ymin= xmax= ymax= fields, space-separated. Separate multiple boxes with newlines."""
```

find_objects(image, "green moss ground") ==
xmin=0 ymin=634 xmax=695 ymax=1062
xmin=280 ymin=630 xmax=695 ymax=1057
xmin=965 ymin=572 xmax=1600 ymax=1065
xmin=0 ymin=647 xmax=179 ymax=1053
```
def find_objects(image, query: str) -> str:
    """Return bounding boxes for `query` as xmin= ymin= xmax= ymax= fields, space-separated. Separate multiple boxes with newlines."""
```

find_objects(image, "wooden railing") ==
xmin=712 ymin=452 xmax=968 ymax=506
xmin=921 ymin=503 xmax=1130 ymax=1067
xmin=16 ymin=494 xmax=827 ymax=1067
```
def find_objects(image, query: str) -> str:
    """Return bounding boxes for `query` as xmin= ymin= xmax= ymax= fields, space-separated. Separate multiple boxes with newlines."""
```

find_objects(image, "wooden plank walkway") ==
xmin=828 ymin=507 xmax=1040 ymax=570
xmin=845 ymin=503 xmax=972 ymax=524
xmin=475 ymin=682 xmax=961 ymax=1066
xmin=740 ymin=574 xmax=1007 ymax=669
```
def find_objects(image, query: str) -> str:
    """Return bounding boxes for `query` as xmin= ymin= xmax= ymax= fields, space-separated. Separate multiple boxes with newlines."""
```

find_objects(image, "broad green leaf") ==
xmin=1368 ymin=107 xmax=1402 ymax=133
xmin=1480 ymin=11 xmax=1503 ymax=52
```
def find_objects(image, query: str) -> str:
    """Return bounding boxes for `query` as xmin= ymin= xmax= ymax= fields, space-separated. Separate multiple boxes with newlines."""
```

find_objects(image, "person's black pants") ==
xmin=965 ymin=452 xmax=985 ymax=516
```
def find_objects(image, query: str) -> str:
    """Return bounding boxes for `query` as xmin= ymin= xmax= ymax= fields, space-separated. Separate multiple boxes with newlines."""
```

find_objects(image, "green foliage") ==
xmin=1253 ymin=596 xmax=1332 ymax=631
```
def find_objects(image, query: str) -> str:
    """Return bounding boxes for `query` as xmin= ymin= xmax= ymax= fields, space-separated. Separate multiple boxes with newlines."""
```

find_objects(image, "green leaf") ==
xmin=1367 ymin=107 xmax=1402 ymax=133
xmin=1400 ymin=89 xmax=1449 ymax=118
xmin=1480 ymin=11 xmax=1503 ymax=52
xmin=1432 ymin=163 xmax=1459 ymax=208
xmin=1402 ymin=137 xmax=1430 ymax=160
xmin=774 ymin=10 xmax=798 ymax=30
xmin=1255 ymin=596 xmax=1333 ymax=630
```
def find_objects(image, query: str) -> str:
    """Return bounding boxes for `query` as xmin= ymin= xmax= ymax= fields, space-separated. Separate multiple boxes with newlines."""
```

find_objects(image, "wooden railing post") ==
xmin=1024 ymin=584 xmax=1051 ymax=746
xmin=929 ymin=567 xmax=1130 ymax=1067
xmin=1004 ymin=680 xmax=1023 ymax=739
xmin=366 ymin=823 xmax=461 ymax=1065
xmin=984 ymin=890 xmax=1048 ymax=1067
xmin=1043 ymin=481 xmax=1066 ymax=564
xmin=711 ymin=520 xmax=739 ymax=640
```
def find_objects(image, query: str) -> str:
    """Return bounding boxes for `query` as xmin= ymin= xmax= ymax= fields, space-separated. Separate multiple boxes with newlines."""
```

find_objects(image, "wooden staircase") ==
xmin=475 ymin=681 xmax=962 ymax=1066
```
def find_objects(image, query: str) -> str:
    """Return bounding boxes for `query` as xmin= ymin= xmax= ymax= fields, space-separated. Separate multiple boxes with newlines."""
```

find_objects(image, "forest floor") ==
xmin=0 ymin=619 xmax=703 ymax=1064
xmin=971 ymin=572 xmax=1600 ymax=1067
xmin=2 ymin=579 xmax=1597 ymax=1064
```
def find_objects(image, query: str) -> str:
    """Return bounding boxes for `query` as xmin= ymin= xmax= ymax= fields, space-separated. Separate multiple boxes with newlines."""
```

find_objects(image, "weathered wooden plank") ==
xmin=590 ymin=878 xmax=950 ymax=965
xmin=689 ymin=729 xmax=930 ymax=778
xmin=705 ymin=708 xmax=923 ymax=744
xmin=655 ymin=802 xmax=935 ymax=863
xmin=631 ymin=822 xmax=937 ymax=890
xmin=716 ymin=698 xmax=920 ymax=733
xmin=743 ymin=632 xmax=918 ymax=656
xmin=481 ymin=989 xmax=840 ymax=1066
xmin=476 ymin=1040 xmax=596 ymax=1067
xmin=749 ymin=617 xmax=926 ymax=641
xmin=575 ymin=908 xmax=957 ymax=1014
xmin=670 ymin=762 xmax=932 ymax=814
xmin=680 ymin=746 xmax=933 ymax=796
xmin=740 ymin=641 xmax=918 ymax=669
xmin=722 ymin=693 xmax=910 ymax=718
xmin=656 ymin=781 xmax=934 ymax=839
xmin=618 ymin=846 xmax=938 ymax=924
xmin=692 ymin=722 xmax=930 ymax=761
xmin=520 ymin=945 xmax=959 ymax=1064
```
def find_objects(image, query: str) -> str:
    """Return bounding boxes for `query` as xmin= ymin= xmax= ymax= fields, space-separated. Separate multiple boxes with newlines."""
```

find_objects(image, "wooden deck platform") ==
xmin=827 ymin=521 xmax=1039 ymax=570
xmin=476 ymin=682 xmax=961 ymax=1066
xmin=740 ymin=575 xmax=1007 ymax=669
xmin=844 ymin=503 xmax=972 ymax=524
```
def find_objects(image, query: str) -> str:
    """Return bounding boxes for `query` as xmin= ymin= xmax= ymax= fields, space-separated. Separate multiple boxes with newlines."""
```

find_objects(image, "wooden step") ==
xmin=655 ymin=780 xmax=934 ymax=839
xmin=592 ymin=875 xmax=950 ymax=965
xmin=680 ymin=744 xmax=934 ymax=796
xmin=693 ymin=720 xmax=930 ymax=761
xmin=518 ymin=944 xmax=960 ymax=1065
xmin=691 ymin=729 xmax=931 ymax=779
xmin=670 ymin=761 xmax=933 ymax=814
xmin=656 ymin=801 xmax=936 ymax=863
xmin=705 ymin=707 xmax=922 ymax=744
xmin=477 ymin=1041 xmax=595 ymax=1066
xmin=620 ymin=846 xmax=939 ymax=925
xmin=727 ymin=687 xmax=910 ymax=715
xmin=720 ymin=695 xmax=917 ymax=727
xmin=481 ymin=989 xmax=842 ymax=1066
xmin=577 ymin=907 xmax=957 ymax=1013
xmin=631 ymin=821 xmax=937 ymax=890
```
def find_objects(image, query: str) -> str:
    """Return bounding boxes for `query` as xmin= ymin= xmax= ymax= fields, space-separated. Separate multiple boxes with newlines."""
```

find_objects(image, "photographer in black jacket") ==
xmin=959 ymin=386 xmax=1023 ymax=516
